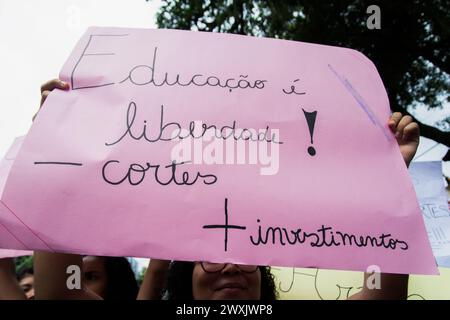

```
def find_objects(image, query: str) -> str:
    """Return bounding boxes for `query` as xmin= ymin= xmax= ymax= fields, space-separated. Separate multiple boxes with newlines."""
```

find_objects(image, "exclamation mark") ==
xmin=302 ymin=108 xmax=317 ymax=156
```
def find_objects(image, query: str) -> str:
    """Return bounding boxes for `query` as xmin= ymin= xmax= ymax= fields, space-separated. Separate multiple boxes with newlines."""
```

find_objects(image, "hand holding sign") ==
xmin=0 ymin=27 xmax=436 ymax=274
xmin=33 ymin=79 xmax=70 ymax=121
xmin=388 ymin=113 xmax=420 ymax=167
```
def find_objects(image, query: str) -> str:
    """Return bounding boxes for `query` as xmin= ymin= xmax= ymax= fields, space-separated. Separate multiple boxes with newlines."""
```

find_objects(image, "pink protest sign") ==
xmin=0 ymin=27 xmax=436 ymax=274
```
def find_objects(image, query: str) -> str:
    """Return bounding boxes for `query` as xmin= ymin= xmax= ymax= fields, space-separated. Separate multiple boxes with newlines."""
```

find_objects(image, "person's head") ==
xmin=17 ymin=267 xmax=34 ymax=300
xmin=82 ymin=256 xmax=138 ymax=300
xmin=165 ymin=261 xmax=277 ymax=300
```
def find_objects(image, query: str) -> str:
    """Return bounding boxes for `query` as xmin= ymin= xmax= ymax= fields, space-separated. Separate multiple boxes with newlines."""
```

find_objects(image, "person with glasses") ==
xmin=161 ymin=261 xmax=277 ymax=300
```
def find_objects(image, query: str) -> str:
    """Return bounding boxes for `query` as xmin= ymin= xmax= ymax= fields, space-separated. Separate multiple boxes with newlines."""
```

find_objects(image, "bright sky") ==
xmin=0 ymin=0 xmax=448 ymax=177
xmin=0 ymin=0 xmax=160 ymax=153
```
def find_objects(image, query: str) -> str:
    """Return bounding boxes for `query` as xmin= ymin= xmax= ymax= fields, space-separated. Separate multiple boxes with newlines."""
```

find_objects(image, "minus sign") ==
xmin=34 ymin=162 xmax=83 ymax=166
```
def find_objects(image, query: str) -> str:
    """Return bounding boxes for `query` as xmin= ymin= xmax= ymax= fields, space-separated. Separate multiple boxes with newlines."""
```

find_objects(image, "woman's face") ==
xmin=192 ymin=263 xmax=261 ymax=300
xmin=82 ymin=256 xmax=108 ymax=298
xmin=18 ymin=274 xmax=34 ymax=300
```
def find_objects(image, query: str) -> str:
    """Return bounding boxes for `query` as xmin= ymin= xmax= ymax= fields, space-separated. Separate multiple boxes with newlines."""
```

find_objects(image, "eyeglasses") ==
xmin=200 ymin=262 xmax=258 ymax=274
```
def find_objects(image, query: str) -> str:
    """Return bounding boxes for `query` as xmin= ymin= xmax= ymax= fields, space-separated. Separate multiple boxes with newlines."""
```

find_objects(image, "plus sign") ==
xmin=203 ymin=198 xmax=246 ymax=252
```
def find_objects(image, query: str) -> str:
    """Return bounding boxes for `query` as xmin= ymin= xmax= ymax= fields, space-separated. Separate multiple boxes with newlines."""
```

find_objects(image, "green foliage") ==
xmin=14 ymin=255 xmax=33 ymax=274
xmin=137 ymin=267 xmax=147 ymax=286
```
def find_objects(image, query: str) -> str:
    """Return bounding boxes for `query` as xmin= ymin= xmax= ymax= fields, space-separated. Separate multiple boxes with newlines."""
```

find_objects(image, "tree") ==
xmin=153 ymin=0 xmax=450 ymax=146
xmin=14 ymin=255 xmax=33 ymax=273
xmin=137 ymin=267 xmax=147 ymax=286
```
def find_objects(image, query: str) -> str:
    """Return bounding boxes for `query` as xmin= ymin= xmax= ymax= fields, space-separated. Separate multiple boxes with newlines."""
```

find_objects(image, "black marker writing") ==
xmin=203 ymin=198 xmax=247 ymax=252
xmin=282 ymin=79 xmax=306 ymax=95
xmin=250 ymin=220 xmax=409 ymax=251
xmin=302 ymin=108 xmax=318 ymax=156
xmin=120 ymin=47 xmax=268 ymax=92
xmin=34 ymin=161 xmax=83 ymax=166
xmin=105 ymin=101 xmax=283 ymax=146
xmin=102 ymin=159 xmax=217 ymax=186
xmin=71 ymin=34 xmax=129 ymax=90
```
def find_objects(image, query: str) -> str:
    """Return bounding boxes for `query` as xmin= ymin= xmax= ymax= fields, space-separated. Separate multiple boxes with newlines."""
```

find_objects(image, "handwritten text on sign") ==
xmin=0 ymin=28 xmax=436 ymax=274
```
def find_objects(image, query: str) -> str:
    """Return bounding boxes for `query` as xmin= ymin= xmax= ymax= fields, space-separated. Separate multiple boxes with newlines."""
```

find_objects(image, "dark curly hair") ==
xmin=100 ymin=257 xmax=139 ymax=300
xmin=165 ymin=261 xmax=278 ymax=300
xmin=16 ymin=266 xmax=33 ymax=281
